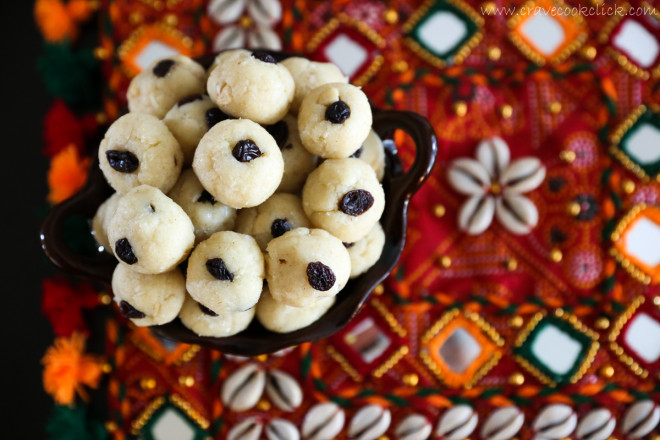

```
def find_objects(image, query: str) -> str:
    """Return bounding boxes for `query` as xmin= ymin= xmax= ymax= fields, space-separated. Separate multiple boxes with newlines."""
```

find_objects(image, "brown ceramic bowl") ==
xmin=40 ymin=52 xmax=437 ymax=355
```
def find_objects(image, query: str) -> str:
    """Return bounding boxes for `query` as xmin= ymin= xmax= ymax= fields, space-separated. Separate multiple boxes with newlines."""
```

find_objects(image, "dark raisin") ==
xmin=343 ymin=242 xmax=355 ymax=248
xmin=350 ymin=146 xmax=363 ymax=158
xmin=153 ymin=59 xmax=175 ymax=77
xmin=197 ymin=190 xmax=216 ymax=204
xmin=251 ymin=50 xmax=276 ymax=63
xmin=206 ymin=107 xmax=229 ymax=128
xmin=232 ymin=139 xmax=262 ymax=162
xmin=271 ymin=219 xmax=292 ymax=238
xmin=178 ymin=94 xmax=203 ymax=107
xmin=115 ymin=238 xmax=138 ymax=264
xmin=198 ymin=303 xmax=219 ymax=317
xmin=338 ymin=190 xmax=374 ymax=216
xmin=119 ymin=300 xmax=145 ymax=319
xmin=325 ymin=100 xmax=351 ymax=124
xmin=106 ymin=150 xmax=139 ymax=173
xmin=265 ymin=120 xmax=289 ymax=149
xmin=206 ymin=258 xmax=234 ymax=281
xmin=306 ymin=262 xmax=336 ymax=291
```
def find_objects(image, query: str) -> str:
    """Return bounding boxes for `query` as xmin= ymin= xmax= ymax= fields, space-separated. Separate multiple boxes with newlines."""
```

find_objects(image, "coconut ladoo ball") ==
xmin=298 ymin=82 xmax=372 ymax=158
xmin=235 ymin=193 xmax=311 ymax=251
xmin=179 ymin=294 xmax=255 ymax=337
xmin=107 ymin=185 xmax=194 ymax=274
xmin=353 ymin=129 xmax=386 ymax=182
xmin=206 ymin=49 xmax=295 ymax=124
xmin=256 ymin=286 xmax=335 ymax=333
xmin=186 ymin=231 xmax=264 ymax=315
xmin=163 ymin=94 xmax=230 ymax=166
xmin=280 ymin=57 xmax=348 ymax=114
xmin=193 ymin=118 xmax=284 ymax=208
xmin=91 ymin=192 xmax=122 ymax=252
xmin=344 ymin=223 xmax=385 ymax=278
xmin=265 ymin=228 xmax=351 ymax=308
xmin=302 ymin=158 xmax=385 ymax=243
xmin=111 ymin=264 xmax=186 ymax=326
xmin=265 ymin=114 xmax=317 ymax=193
xmin=127 ymin=55 xmax=206 ymax=118
xmin=98 ymin=113 xmax=183 ymax=194
xmin=168 ymin=170 xmax=236 ymax=242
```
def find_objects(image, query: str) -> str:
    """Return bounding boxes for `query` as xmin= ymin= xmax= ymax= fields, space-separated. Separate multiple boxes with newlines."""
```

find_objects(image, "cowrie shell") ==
xmin=622 ymin=400 xmax=660 ymax=438
xmin=266 ymin=418 xmax=300 ymax=440
xmin=576 ymin=408 xmax=615 ymax=440
xmin=207 ymin=0 xmax=246 ymax=25
xmin=302 ymin=402 xmax=345 ymax=440
xmin=481 ymin=406 xmax=524 ymax=440
xmin=436 ymin=405 xmax=478 ymax=440
xmin=447 ymin=158 xmax=490 ymax=195
xmin=247 ymin=0 xmax=282 ymax=26
xmin=221 ymin=363 xmax=265 ymax=411
xmin=266 ymin=369 xmax=303 ymax=412
xmin=500 ymin=157 xmax=545 ymax=194
xmin=458 ymin=196 xmax=495 ymax=235
xmin=348 ymin=405 xmax=391 ymax=440
xmin=395 ymin=414 xmax=432 ymax=440
xmin=495 ymin=194 xmax=538 ymax=235
xmin=476 ymin=137 xmax=510 ymax=179
xmin=532 ymin=404 xmax=576 ymax=440
xmin=227 ymin=416 xmax=263 ymax=440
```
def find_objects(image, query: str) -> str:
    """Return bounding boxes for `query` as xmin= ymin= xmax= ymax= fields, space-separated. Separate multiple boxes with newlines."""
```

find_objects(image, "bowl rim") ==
xmin=40 ymin=52 xmax=438 ymax=355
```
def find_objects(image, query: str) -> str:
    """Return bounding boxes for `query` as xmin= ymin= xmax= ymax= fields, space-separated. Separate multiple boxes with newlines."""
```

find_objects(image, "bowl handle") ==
xmin=40 ymin=157 xmax=116 ymax=282
xmin=373 ymin=109 xmax=438 ymax=201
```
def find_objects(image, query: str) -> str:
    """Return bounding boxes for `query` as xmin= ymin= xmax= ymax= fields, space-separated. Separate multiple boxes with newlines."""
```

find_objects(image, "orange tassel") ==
xmin=35 ymin=0 xmax=76 ymax=42
xmin=47 ymin=144 xmax=90 ymax=204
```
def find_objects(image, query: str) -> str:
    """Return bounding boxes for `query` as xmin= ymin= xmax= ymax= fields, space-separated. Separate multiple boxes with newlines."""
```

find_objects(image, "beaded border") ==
xmin=610 ymin=203 xmax=655 ymax=285
xmin=507 ymin=0 xmax=587 ymax=65
xmin=608 ymin=296 xmax=649 ymax=378
xmin=130 ymin=394 xmax=209 ymax=436
xmin=402 ymin=0 xmax=484 ymax=69
xmin=513 ymin=309 xmax=599 ymax=387
xmin=609 ymin=105 xmax=660 ymax=183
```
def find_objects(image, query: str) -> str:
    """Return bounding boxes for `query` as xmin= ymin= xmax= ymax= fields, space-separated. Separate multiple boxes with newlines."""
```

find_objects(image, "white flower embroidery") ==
xmin=208 ymin=0 xmax=282 ymax=51
xmin=447 ymin=137 xmax=546 ymax=235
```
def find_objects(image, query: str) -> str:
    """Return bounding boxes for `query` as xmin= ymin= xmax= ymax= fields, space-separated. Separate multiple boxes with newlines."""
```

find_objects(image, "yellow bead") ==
xmin=654 ymin=296 xmax=660 ymax=306
xmin=482 ymin=2 xmax=496 ymax=14
xmin=509 ymin=372 xmax=525 ymax=385
xmin=93 ymin=47 xmax=110 ymax=60
xmin=560 ymin=150 xmax=576 ymax=163
xmin=550 ymin=249 xmax=563 ymax=263
xmin=439 ymin=256 xmax=452 ymax=268
xmin=454 ymin=101 xmax=468 ymax=117
xmin=433 ymin=204 xmax=446 ymax=218
xmin=600 ymin=365 xmax=615 ymax=378
xmin=384 ymin=9 xmax=399 ymax=24
xmin=345 ymin=334 xmax=357 ymax=344
xmin=239 ymin=15 xmax=253 ymax=28
xmin=153 ymin=0 xmax=164 ymax=10
xmin=488 ymin=46 xmax=501 ymax=61
xmin=549 ymin=101 xmax=562 ymax=114
xmin=392 ymin=60 xmax=408 ymax=73
xmin=506 ymin=258 xmax=518 ymax=271
xmin=403 ymin=373 xmax=419 ymax=386
xmin=257 ymin=399 xmax=271 ymax=411
xmin=509 ymin=316 xmax=524 ymax=328
xmin=140 ymin=378 xmax=156 ymax=390
xmin=105 ymin=421 xmax=118 ymax=432
xmin=583 ymin=46 xmax=597 ymax=60
xmin=567 ymin=201 xmax=581 ymax=216
xmin=164 ymin=14 xmax=178 ymax=26
xmin=100 ymin=293 xmax=113 ymax=305
xmin=179 ymin=375 xmax=195 ymax=387
xmin=373 ymin=284 xmax=385 ymax=295
xmin=255 ymin=354 xmax=268 ymax=362
xmin=102 ymin=363 xmax=112 ymax=374
xmin=622 ymin=179 xmax=636 ymax=194
xmin=500 ymin=104 xmax=513 ymax=119
xmin=96 ymin=112 xmax=108 ymax=125
xmin=129 ymin=11 xmax=143 ymax=25
xmin=595 ymin=317 xmax=610 ymax=330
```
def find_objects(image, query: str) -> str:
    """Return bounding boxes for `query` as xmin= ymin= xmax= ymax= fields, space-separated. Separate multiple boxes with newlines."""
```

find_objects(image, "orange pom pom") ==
xmin=34 ymin=0 xmax=76 ymax=42
xmin=42 ymin=333 xmax=103 ymax=405
xmin=47 ymin=144 xmax=90 ymax=204
xmin=67 ymin=0 xmax=94 ymax=22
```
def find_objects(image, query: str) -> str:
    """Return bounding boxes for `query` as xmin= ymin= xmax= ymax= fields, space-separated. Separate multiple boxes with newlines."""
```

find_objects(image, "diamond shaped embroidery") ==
xmin=421 ymin=310 xmax=503 ymax=388
xmin=132 ymin=397 xmax=209 ymax=439
xmin=601 ymin=7 xmax=660 ymax=79
xmin=404 ymin=0 xmax=483 ymax=68
xmin=118 ymin=24 xmax=194 ymax=76
xmin=508 ymin=0 xmax=587 ymax=65
xmin=609 ymin=297 xmax=660 ymax=378
xmin=611 ymin=107 xmax=660 ymax=181
xmin=307 ymin=14 xmax=385 ymax=86
xmin=612 ymin=204 xmax=660 ymax=284
xmin=514 ymin=310 xmax=598 ymax=386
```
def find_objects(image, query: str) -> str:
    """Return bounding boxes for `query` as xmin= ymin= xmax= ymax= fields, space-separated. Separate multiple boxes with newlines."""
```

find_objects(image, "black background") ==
xmin=2 ymin=1 xmax=57 ymax=437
